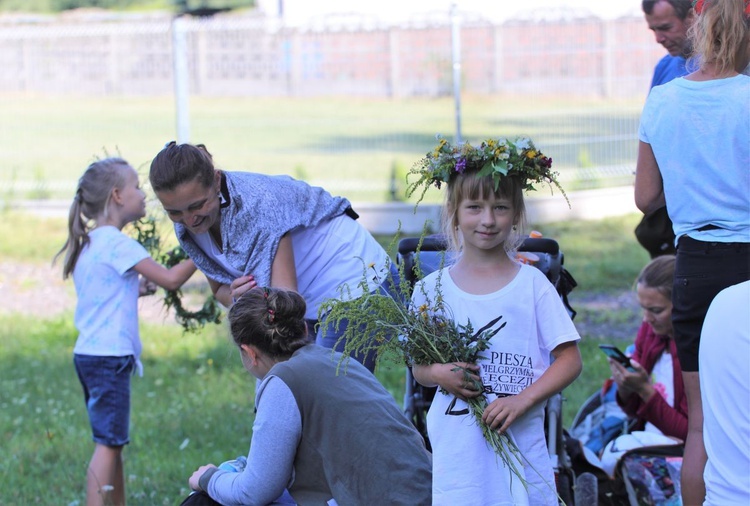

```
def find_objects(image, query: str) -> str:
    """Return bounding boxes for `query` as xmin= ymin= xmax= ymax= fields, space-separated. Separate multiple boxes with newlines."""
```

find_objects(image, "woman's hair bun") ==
xmin=228 ymin=287 xmax=308 ymax=357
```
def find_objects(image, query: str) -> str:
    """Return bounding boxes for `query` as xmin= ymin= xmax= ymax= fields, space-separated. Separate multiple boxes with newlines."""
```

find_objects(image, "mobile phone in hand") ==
xmin=599 ymin=344 xmax=636 ymax=372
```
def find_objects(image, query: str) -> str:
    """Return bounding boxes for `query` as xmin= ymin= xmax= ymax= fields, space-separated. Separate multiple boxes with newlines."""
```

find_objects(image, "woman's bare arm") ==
xmin=635 ymin=141 xmax=667 ymax=214
xmin=270 ymin=234 xmax=298 ymax=291
xmin=205 ymin=234 xmax=296 ymax=307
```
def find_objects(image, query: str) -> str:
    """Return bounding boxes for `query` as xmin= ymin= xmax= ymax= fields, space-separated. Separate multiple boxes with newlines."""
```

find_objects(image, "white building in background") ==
xmin=255 ymin=0 xmax=642 ymax=26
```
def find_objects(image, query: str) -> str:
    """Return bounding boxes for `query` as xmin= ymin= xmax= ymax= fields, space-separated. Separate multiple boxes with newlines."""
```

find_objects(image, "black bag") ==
xmin=635 ymin=206 xmax=676 ymax=259
xmin=179 ymin=492 xmax=222 ymax=506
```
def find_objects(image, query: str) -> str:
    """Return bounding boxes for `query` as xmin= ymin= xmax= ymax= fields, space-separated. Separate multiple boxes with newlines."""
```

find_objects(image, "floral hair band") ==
xmin=406 ymin=134 xmax=568 ymax=206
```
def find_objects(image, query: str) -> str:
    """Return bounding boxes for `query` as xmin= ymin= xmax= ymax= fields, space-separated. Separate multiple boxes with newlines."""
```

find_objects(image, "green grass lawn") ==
xmin=0 ymin=211 xmax=646 ymax=504
xmin=0 ymin=210 xmax=649 ymax=290
xmin=0 ymin=314 xmax=247 ymax=506
xmin=0 ymin=314 xmax=620 ymax=505
xmin=0 ymin=95 xmax=642 ymax=202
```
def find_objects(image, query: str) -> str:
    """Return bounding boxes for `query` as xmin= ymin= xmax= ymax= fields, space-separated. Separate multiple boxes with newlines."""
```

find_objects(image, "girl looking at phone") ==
xmin=608 ymin=255 xmax=687 ymax=440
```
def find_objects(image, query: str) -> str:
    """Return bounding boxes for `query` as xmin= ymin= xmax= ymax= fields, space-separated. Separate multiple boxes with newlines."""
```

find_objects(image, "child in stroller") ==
xmin=398 ymin=233 xmax=582 ymax=505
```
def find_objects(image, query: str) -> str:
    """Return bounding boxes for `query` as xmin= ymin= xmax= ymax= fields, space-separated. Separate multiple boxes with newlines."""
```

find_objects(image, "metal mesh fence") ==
xmin=0 ymin=10 xmax=665 ymax=201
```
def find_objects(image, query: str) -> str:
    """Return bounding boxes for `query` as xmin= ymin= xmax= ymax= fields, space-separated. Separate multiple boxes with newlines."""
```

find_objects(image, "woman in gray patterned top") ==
xmin=149 ymin=142 xmax=396 ymax=372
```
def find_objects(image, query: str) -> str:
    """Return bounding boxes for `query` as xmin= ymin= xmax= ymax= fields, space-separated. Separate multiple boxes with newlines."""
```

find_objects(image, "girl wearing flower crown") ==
xmin=409 ymin=137 xmax=582 ymax=505
xmin=55 ymin=157 xmax=197 ymax=506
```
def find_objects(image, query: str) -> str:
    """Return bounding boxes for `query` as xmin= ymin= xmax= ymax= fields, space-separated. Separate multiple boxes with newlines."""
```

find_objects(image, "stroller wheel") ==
xmin=574 ymin=472 xmax=598 ymax=506
xmin=555 ymin=470 xmax=574 ymax=506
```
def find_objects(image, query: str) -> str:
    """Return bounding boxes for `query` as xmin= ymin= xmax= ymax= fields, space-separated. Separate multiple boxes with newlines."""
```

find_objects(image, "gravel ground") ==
xmin=1 ymin=259 xmax=642 ymax=340
xmin=568 ymin=289 xmax=642 ymax=342
xmin=0 ymin=260 xmax=211 ymax=325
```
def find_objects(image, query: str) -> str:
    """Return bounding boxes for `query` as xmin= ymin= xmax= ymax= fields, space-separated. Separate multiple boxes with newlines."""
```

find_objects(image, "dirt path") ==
xmin=568 ymin=290 xmax=642 ymax=341
xmin=0 ymin=260 xmax=210 ymax=324
xmin=1 ymin=259 xmax=642 ymax=339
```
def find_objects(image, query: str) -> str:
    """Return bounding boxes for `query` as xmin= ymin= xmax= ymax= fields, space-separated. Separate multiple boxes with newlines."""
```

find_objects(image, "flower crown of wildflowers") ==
xmin=407 ymin=135 xmax=568 ymax=206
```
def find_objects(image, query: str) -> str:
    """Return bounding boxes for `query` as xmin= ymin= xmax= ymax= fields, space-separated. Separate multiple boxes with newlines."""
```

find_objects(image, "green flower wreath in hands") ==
xmin=131 ymin=217 xmax=222 ymax=333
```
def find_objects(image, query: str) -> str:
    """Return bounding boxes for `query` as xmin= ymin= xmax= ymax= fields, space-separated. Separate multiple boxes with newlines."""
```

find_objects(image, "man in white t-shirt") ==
xmin=699 ymin=281 xmax=750 ymax=506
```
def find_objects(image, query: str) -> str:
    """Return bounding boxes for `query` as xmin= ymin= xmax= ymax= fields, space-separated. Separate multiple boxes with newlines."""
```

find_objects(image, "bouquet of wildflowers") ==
xmin=320 ymin=242 xmax=529 ymax=489
xmin=407 ymin=135 xmax=567 ymax=206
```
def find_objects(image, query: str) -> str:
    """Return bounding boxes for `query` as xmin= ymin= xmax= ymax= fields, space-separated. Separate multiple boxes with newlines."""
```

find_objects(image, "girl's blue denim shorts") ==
xmin=74 ymin=354 xmax=135 ymax=447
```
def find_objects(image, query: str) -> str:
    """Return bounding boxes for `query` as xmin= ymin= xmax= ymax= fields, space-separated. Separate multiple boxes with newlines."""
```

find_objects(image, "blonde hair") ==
xmin=442 ymin=171 xmax=526 ymax=256
xmin=54 ymin=158 xmax=131 ymax=278
xmin=689 ymin=0 xmax=749 ymax=74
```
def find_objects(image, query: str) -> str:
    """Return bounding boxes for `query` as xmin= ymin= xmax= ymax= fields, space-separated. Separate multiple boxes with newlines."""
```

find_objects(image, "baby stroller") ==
xmin=397 ymin=234 xmax=581 ymax=505
xmin=567 ymin=377 xmax=685 ymax=505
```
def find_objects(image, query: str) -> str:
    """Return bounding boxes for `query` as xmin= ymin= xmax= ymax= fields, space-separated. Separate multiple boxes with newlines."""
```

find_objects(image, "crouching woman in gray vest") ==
xmin=185 ymin=287 xmax=432 ymax=506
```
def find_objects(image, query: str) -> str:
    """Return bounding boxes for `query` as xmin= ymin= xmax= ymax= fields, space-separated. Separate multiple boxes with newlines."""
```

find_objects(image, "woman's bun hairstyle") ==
xmin=228 ymin=287 xmax=309 ymax=357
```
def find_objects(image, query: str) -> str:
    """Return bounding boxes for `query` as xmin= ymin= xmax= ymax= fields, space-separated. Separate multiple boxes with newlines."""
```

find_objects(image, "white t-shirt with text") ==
xmin=412 ymin=263 xmax=580 ymax=506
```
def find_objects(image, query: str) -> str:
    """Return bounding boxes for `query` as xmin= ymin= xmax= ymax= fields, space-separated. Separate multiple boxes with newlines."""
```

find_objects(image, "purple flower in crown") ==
xmin=455 ymin=158 xmax=467 ymax=174
xmin=407 ymin=134 xmax=569 ymax=208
